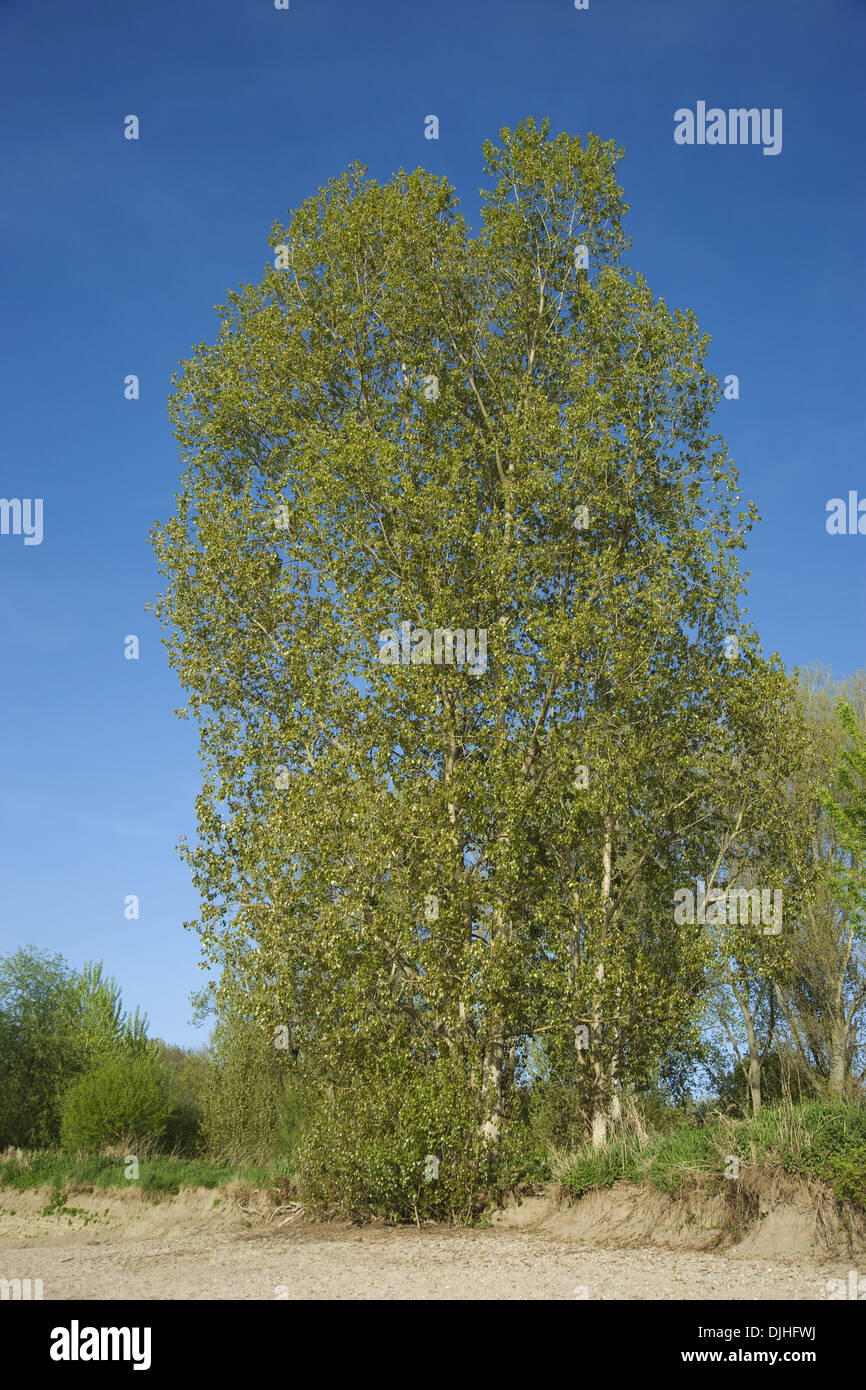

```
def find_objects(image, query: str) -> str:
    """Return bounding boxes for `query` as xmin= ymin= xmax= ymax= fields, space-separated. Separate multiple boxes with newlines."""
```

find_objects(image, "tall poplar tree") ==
xmin=152 ymin=118 xmax=765 ymax=1171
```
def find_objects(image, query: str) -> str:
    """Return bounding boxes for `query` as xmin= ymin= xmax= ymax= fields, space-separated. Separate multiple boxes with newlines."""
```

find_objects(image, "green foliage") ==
xmin=829 ymin=1148 xmax=866 ymax=1207
xmin=819 ymin=701 xmax=866 ymax=931
xmin=297 ymin=1053 xmax=515 ymax=1223
xmin=644 ymin=1128 xmax=715 ymax=1193
xmin=72 ymin=962 xmax=150 ymax=1060
xmin=771 ymin=1101 xmax=866 ymax=1179
xmin=151 ymin=1040 xmax=212 ymax=1155
xmin=0 ymin=1148 xmax=294 ymax=1196
xmin=709 ymin=1051 xmax=815 ymax=1117
xmin=60 ymin=1055 xmax=171 ymax=1152
xmin=556 ymin=1136 xmax=641 ymax=1196
xmin=199 ymin=1009 xmax=291 ymax=1163
xmin=637 ymin=1088 xmax=703 ymax=1135
xmin=151 ymin=115 xmax=773 ymax=1173
xmin=0 ymin=948 xmax=151 ymax=1148
xmin=162 ymin=1103 xmax=203 ymax=1156
xmin=523 ymin=1076 xmax=589 ymax=1158
xmin=277 ymin=1087 xmax=312 ymax=1163
xmin=556 ymin=1100 xmax=866 ymax=1201
xmin=0 ymin=949 xmax=73 ymax=1147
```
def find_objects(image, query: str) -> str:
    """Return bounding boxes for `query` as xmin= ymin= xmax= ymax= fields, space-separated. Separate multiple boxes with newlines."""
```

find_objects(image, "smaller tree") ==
xmin=0 ymin=948 xmax=152 ymax=1147
xmin=151 ymin=1040 xmax=212 ymax=1154
xmin=0 ymin=949 xmax=75 ymax=1146
xmin=699 ymin=663 xmax=811 ymax=1115
xmin=72 ymin=962 xmax=150 ymax=1061
xmin=199 ymin=997 xmax=292 ymax=1163
xmin=820 ymin=702 xmax=866 ymax=927
xmin=813 ymin=699 xmax=866 ymax=1096
xmin=772 ymin=677 xmax=866 ymax=1101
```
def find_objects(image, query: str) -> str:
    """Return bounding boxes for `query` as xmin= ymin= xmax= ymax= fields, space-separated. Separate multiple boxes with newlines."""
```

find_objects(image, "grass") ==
xmin=0 ymin=1148 xmax=296 ymax=1198
xmin=553 ymin=1100 xmax=866 ymax=1207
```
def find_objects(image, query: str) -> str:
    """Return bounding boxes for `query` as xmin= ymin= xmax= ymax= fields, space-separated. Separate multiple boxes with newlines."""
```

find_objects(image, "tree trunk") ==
xmin=609 ymin=1066 xmax=622 ymax=1125
xmin=481 ymin=458 xmax=512 ymax=1147
xmin=827 ymin=1013 xmax=848 ymax=1098
xmin=480 ymin=1040 xmax=505 ymax=1144
xmin=747 ymin=1052 xmax=762 ymax=1116
xmin=590 ymin=814 xmax=615 ymax=1149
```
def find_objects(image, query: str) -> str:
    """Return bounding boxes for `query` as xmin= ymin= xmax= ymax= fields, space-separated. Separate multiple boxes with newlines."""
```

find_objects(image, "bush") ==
xmin=0 ymin=949 xmax=152 ymax=1149
xmin=830 ymin=1148 xmax=866 ymax=1206
xmin=277 ymin=1088 xmax=311 ymax=1165
xmin=163 ymin=1102 xmax=203 ymax=1156
xmin=523 ymin=1076 xmax=589 ymax=1158
xmin=60 ymin=1055 xmax=172 ymax=1152
xmin=199 ymin=1017 xmax=290 ymax=1164
xmin=773 ymin=1101 xmax=866 ymax=1179
xmin=296 ymin=1053 xmax=516 ymax=1223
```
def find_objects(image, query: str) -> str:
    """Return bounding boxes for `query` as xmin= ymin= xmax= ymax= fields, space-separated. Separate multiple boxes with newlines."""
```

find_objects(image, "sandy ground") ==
xmin=0 ymin=1183 xmax=859 ymax=1300
xmin=0 ymin=1226 xmax=843 ymax=1301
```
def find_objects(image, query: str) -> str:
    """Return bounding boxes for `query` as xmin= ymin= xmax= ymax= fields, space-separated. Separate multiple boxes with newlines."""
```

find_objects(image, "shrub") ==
xmin=199 ymin=1018 xmax=290 ymax=1164
xmin=523 ymin=1076 xmax=589 ymax=1157
xmin=774 ymin=1102 xmax=866 ymax=1179
xmin=296 ymin=1053 xmax=516 ymax=1223
xmin=830 ymin=1147 xmax=866 ymax=1207
xmin=163 ymin=1102 xmax=203 ymax=1156
xmin=60 ymin=1055 xmax=171 ymax=1152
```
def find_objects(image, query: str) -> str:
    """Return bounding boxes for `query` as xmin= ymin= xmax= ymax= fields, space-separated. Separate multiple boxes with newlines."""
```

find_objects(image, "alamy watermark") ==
xmin=674 ymin=104 xmax=782 ymax=156
xmin=378 ymin=622 xmax=487 ymax=676
xmin=50 ymin=1322 xmax=151 ymax=1370
xmin=826 ymin=492 xmax=866 ymax=535
xmin=0 ymin=498 xmax=43 ymax=545
xmin=0 ymin=1277 xmax=43 ymax=1300
xmin=825 ymin=1269 xmax=865 ymax=1299
xmin=674 ymin=884 xmax=782 ymax=935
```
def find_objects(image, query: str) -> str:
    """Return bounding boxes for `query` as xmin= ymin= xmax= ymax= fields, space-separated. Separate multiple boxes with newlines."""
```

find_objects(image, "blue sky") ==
xmin=0 ymin=0 xmax=863 ymax=1046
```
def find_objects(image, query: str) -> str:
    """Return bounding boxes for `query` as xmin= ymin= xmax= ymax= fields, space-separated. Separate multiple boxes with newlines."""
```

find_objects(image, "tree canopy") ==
xmin=151 ymin=118 xmax=815 ymax=1191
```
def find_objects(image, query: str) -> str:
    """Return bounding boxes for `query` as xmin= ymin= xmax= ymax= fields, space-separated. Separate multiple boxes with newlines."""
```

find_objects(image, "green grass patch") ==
xmin=555 ymin=1101 xmax=866 ymax=1205
xmin=553 ymin=1134 xmax=641 ymax=1197
xmin=0 ymin=1149 xmax=295 ymax=1198
xmin=643 ymin=1126 xmax=715 ymax=1193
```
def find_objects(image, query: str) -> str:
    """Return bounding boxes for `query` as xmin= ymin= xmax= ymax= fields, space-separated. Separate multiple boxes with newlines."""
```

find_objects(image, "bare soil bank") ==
xmin=0 ymin=1176 xmax=862 ymax=1300
xmin=495 ymin=1172 xmax=866 ymax=1264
